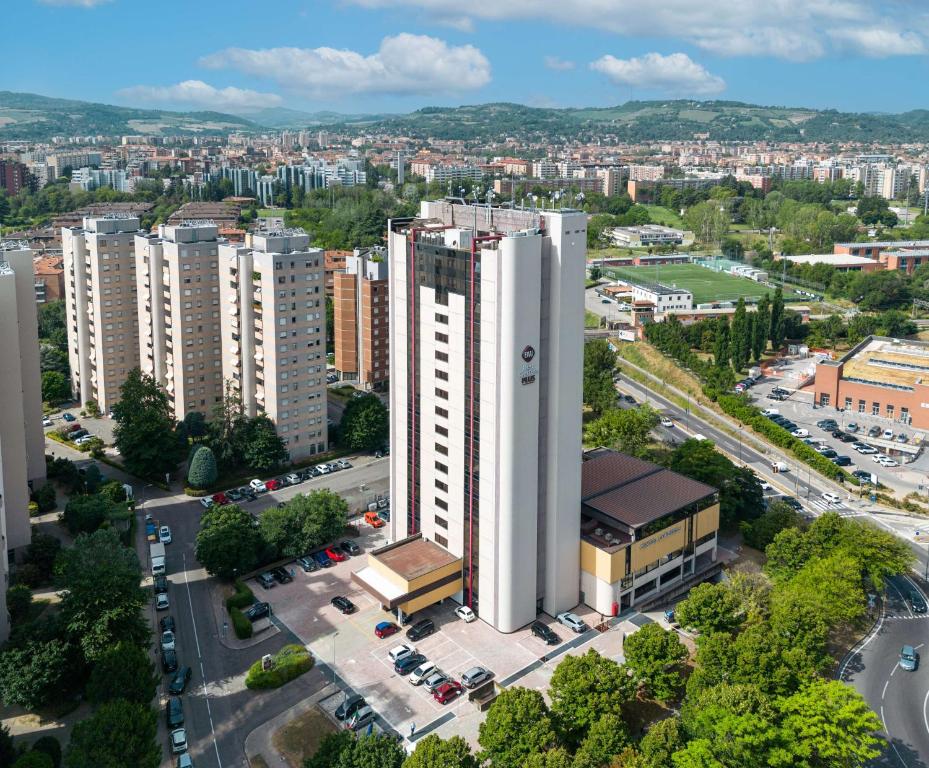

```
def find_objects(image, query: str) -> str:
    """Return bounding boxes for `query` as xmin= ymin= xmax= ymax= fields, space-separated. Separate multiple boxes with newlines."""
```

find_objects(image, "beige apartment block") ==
xmin=333 ymin=246 xmax=389 ymax=390
xmin=218 ymin=229 xmax=328 ymax=462
xmin=0 ymin=244 xmax=48 ymax=642
xmin=62 ymin=215 xmax=142 ymax=412
xmin=136 ymin=222 xmax=224 ymax=420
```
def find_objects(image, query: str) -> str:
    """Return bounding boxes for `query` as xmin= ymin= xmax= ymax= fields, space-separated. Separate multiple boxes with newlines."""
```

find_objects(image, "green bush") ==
xmin=225 ymin=580 xmax=255 ymax=611
xmin=230 ymin=607 xmax=253 ymax=639
xmin=30 ymin=483 xmax=57 ymax=514
xmin=245 ymin=644 xmax=313 ymax=689
xmin=13 ymin=752 xmax=53 ymax=768
xmin=187 ymin=445 xmax=218 ymax=490
xmin=28 ymin=501 xmax=39 ymax=516
xmin=6 ymin=584 xmax=32 ymax=622
xmin=31 ymin=736 xmax=61 ymax=768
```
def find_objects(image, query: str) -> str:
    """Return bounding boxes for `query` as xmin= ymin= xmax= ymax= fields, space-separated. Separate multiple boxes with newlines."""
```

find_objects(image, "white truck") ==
xmin=150 ymin=542 xmax=166 ymax=576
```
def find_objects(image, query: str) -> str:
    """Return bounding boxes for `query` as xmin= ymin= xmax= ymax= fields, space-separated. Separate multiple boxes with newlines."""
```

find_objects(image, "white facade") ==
xmin=630 ymin=284 xmax=693 ymax=312
xmin=387 ymin=201 xmax=586 ymax=632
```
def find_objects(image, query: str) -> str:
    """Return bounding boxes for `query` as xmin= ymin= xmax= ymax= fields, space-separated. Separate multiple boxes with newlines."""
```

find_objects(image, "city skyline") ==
xmin=7 ymin=0 xmax=929 ymax=114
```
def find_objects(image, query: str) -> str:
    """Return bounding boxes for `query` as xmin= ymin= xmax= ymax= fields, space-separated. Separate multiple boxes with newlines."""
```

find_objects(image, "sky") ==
xmin=6 ymin=0 xmax=929 ymax=115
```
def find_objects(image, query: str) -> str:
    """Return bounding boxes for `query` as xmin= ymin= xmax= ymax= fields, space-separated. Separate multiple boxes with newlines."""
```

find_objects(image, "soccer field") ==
xmin=603 ymin=264 xmax=793 ymax=305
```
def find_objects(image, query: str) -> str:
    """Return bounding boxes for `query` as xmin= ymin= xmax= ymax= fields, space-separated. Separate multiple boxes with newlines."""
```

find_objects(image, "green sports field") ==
xmin=602 ymin=264 xmax=799 ymax=305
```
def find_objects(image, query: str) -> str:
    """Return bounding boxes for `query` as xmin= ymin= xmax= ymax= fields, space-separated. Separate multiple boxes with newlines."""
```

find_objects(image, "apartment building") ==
xmin=353 ymin=200 xmax=587 ymax=633
xmin=33 ymin=254 xmax=65 ymax=303
xmin=333 ymin=247 xmax=389 ymax=390
xmin=135 ymin=222 xmax=224 ymax=419
xmin=0 ymin=244 xmax=48 ymax=642
xmin=218 ymin=230 xmax=328 ymax=461
xmin=62 ymin=216 xmax=142 ymax=411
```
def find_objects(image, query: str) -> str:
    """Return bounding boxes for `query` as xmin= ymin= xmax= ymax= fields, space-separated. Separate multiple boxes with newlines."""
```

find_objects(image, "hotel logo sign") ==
xmin=522 ymin=345 xmax=536 ymax=362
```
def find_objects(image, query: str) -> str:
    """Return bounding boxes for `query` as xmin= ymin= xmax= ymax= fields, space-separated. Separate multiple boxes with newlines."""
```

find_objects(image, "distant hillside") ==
xmin=241 ymin=106 xmax=397 ymax=129
xmin=339 ymin=100 xmax=929 ymax=143
xmin=0 ymin=91 xmax=256 ymax=139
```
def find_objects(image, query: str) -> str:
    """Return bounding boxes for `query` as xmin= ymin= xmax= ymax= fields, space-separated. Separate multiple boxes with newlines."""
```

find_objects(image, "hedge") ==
xmin=716 ymin=394 xmax=857 ymax=486
xmin=225 ymin=580 xmax=255 ymax=612
xmin=230 ymin=607 xmax=253 ymax=639
xmin=245 ymin=644 xmax=313 ymax=689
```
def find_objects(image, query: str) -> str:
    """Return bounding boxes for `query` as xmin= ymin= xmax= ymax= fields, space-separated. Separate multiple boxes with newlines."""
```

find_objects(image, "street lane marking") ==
xmin=923 ymin=687 xmax=929 ymax=741
xmin=884 ymin=680 xmax=890 ymax=700
xmin=183 ymin=553 xmax=223 ymax=768
xmin=838 ymin=598 xmax=886 ymax=680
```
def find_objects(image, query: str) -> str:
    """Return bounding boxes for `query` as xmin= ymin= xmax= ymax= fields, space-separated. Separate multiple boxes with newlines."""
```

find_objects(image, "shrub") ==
xmin=30 ymin=483 xmax=57 ymax=514
xmin=13 ymin=752 xmax=53 ymax=768
xmin=225 ymin=580 xmax=255 ymax=611
xmin=85 ymin=400 xmax=100 ymax=418
xmin=31 ymin=736 xmax=61 ymax=768
xmin=98 ymin=480 xmax=127 ymax=504
xmin=245 ymin=644 xmax=313 ymax=689
xmin=230 ymin=607 xmax=253 ymax=639
xmin=6 ymin=584 xmax=32 ymax=622
xmin=28 ymin=502 xmax=39 ymax=516
xmin=187 ymin=445 xmax=218 ymax=490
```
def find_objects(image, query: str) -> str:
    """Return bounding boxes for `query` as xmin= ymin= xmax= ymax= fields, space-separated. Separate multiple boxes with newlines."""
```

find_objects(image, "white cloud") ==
xmin=591 ymin=52 xmax=726 ymax=96
xmin=344 ymin=0 xmax=925 ymax=61
xmin=37 ymin=0 xmax=111 ymax=5
xmin=117 ymin=80 xmax=282 ymax=110
xmin=199 ymin=34 xmax=491 ymax=97
xmin=544 ymin=56 xmax=576 ymax=71
xmin=828 ymin=27 xmax=927 ymax=57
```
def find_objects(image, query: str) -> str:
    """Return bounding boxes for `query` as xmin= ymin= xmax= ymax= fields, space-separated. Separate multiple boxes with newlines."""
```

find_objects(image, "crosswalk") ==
xmin=805 ymin=498 xmax=852 ymax=515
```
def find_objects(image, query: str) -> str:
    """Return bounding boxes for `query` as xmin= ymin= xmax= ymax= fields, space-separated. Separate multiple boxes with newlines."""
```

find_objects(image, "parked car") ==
xmin=818 ymin=449 xmax=838 ymax=459
xmin=345 ymin=705 xmax=376 ymax=731
xmin=878 ymin=457 xmax=899 ymax=468
xmin=846 ymin=422 xmax=859 ymax=432
xmin=832 ymin=456 xmax=852 ymax=467
xmin=839 ymin=433 xmax=857 ymax=443
xmin=897 ymin=433 xmax=909 ymax=443
xmin=409 ymin=661 xmax=438 ymax=685
xmin=853 ymin=470 xmax=874 ymax=483
xmin=394 ymin=653 xmax=427 ymax=675
xmin=245 ymin=602 xmax=270 ymax=621
xmin=170 ymin=728 xmax=188 ymax=754
xmin=434 ymin=680 xmax=464 ymax=704
xmin=74 ymin=435 xmax=95 ymax=445
xmin=406 ymin=618 xmax=436 ymax=641
xmin=177 ymin=752 xmax=193 ymax=768
xmin=315 ymin=463 xmax=331 ymax=475
xmin=168 ymin=666 xmax=192 ymax=695
xmin=162 ymin=648 xmax=178 ymax=673
xmin=821 ymin=492 xmax=841 ymax=504
xmin=331 ymin=596 xmax=356 ymax=614
xmin=156 ymin=593 xmax=170 ymax=611
xmin=388 ymin=644 xmax=417 ymax=664
xmin=868 ymin=426 xmax=882 ymax=438
xmin=160 ymin=615 xmax=176 ymax=633
xmin=375 ymin=621 xmax=400 ymax=639
xmin=70 ymin=429 xmax=89 ymax=440
xmin=531 ymin=621 xmax=559 ymax=645
xmin=249 ymin=479 xmax=267 ymax=493
xmin=325 ymin=547 xmax=347 ymax=563
xmin=883 ymin=429 xmax=894 ymax=440
xmin=271 ymin=567 xmax=292 ymax=584
xmin=296 ymin=555 xmax=319 ymax=573
xmin=211 ymin=492 xmax=229 ymax=506
xmin=831 ymin=430 xmax=845 ymax=439
xmin=256 ymin=572 xmax=276 ymax=590
xmin=159 ymin=525 xmax=172 ymax=544
xmin=62 ymin=412 xmax=76 ymax=422
xmin=265 ymin=478 xmax=282 ymax=491
xmin=314 ymin=551 xmax=333 ymax=568
xmin=199 ymin=497 xmax=214 ymax=510
xmin=659 ymin=416 xmax=674 ymax=428
xmin=900 ymin=645 xmax=919 ymax=671
xmin=791 ymin=428 xmax=809 ymax=438
xmin=455 ymin=605 xmax=477 ymax=623
xmin=365 ymin=510 xmax=385 ymax=528
xmin=556 ymin=612 xmax=588 ymax=633
xmin=161 ymin=630 xmax=176 ymax=652
xmin=816 ymin=419 xmax=838 ymax=430
xmin=337 ymin=459 xmax=352 ymax=470
xmin=154 ymin=575 xmax=169 ymax=594
xmin=423 ymin=670 xmax=451 ymax=692
xmin=335 ymin=694 xmax=366 ymax=721
xmin=461 ymin=666 xmax=493 ymax=689
xmin=226 ymin=488 xmax=243 ymax=503
xmin=340 ymin=540 xmax=361 ymax=556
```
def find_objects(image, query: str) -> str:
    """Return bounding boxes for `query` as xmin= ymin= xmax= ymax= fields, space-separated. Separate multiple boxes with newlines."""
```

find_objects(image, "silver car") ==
xmin=423 ymin=670 xmax=450 ymax=692
xmin=461 ymin=666 xmax=492 ymax=689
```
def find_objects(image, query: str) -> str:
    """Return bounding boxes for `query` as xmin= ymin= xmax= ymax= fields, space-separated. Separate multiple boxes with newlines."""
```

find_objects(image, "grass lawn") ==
xmin=257 ymin=208 xmax=287 ymax=218
xmin=602 ymin=263 xmax=801 ymax=305
xmin=272 ymin=706 xmax=337 ymax=768
xmin=642 ymin=204 xmax=684 ymax=228
xmin=585 ymin=310 xmax=602 ymax=329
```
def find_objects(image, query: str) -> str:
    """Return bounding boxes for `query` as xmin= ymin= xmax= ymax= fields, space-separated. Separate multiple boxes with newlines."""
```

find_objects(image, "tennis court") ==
xmin=602 ymin=263 xmax=798 ymax=305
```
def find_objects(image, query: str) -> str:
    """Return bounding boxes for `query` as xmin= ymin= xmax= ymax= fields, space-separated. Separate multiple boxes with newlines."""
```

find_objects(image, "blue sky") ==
xmin=6 ymin=0 xmax=929 ymax=115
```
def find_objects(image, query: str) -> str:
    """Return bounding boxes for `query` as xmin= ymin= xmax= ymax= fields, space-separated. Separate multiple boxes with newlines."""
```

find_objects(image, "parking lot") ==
xmin=251 ymin=526 xmax=628 ymax=745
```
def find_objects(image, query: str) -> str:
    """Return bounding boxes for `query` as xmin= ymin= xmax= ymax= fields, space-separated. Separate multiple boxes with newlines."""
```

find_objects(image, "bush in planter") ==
xmin=230 ymin=607 xmax=253 ymax=639
xmin=225 ymin=579 xmax=255 ymax=612
xmin=187 ymin=445 xmax=218 ymax=490
xmin=245 ymin=644 xmax=313 ymax=689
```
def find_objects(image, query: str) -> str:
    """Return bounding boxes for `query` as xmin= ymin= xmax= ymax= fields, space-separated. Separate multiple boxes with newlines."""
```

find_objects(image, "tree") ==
xmin=523 ymin=747 xmax=573 ymax=768
xmin=183 ymin=410 xmax=208 ymax=438
xmin=86 ymin=642 xmax=159 ymax=705
xmin=0 ymin=724 xmax=15 ymax=768
xmin=549 ymin=650 xmax=636 ymax=747
xmin=31 ymin=736 xmax=62 ymax=768
xmin=675 ymin=582 xmax=743 ymax=635
xmin=769 ymin=287 xmax=785 ymax=350
xmin=61 ymin=494 xmax=113 ymax=535
xmin=584 ymin=340 xmax=617 ymax=417
xmin=31 ymin=481 xmax=57 ymax=513
xmin=195 ymin=504 xmax=263 ymax=579
xmin=402 ymin=735 xmax=478 ymax=768
xmin=65 ymin=700 xmax=160 ymax=768
xmin=305 ymin=732 xmax=354 ymax=768
xmin=37 ymin=301 xmax=68 ymax=349
xmin=639 ymin=717 xmax=684 ymax=768
xmin=112 ymin=368 xmax=179 ymax=479
xmin=40 ymin=345 xmax=69 ymax=376
xmin=583 ymin=406 xmax=659 ymax=457
xmin=25 ymin=531 xmax=62 ymax=584
xmin=6 ymin=584 xmax=32 ymax=622
xmin=856 ymin=196 xmax=897 ymax=227
xmin=741 ymin=500 xmax=802 ymax=551
xmin=572 ymin=714 xmax=630 ymax=768
xmin=729 ymin=297 xmax=750 ymax=371
xmin=777 ymin=679 xmax=881 ymax=768
xmin=242 ymin=415 xmax=288 ymax=474
xmin=296 ymin=490 xmax=349 ymax=551
xmin=684 ymin=201 xmax=729 ymax=245
xmin=0 ymin=638 xmax=71 ymax=708
xmin=623 ymin=624 xmax=688 ymax=702
xmin=41 ymin=371 xmax=70 ymax=404
xmin=187 ymin=445 xmax=218 ymax=489
xmin=713 ymin=320 xmax=730 ymax=368
xmin=13 ymin=754 xmax=53 ymax=768
xmin=753 ymin=294 xmax=770 ymax=360
xmin=55 ymin=528 xmax=148 ymax=661
xmin=340 ymin=394 xmax=389 ymax=451
xmin=478 ymin=687 xmax=559 ymax=768
xmin=260 ymin=502 xmax=309 ymax=560
xmin=207 ymin=382 xmax=248 ymax=472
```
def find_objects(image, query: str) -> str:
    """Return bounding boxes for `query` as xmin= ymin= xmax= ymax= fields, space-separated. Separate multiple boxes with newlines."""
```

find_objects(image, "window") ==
xmin=435 ymin=313 xmax=448 ymax=324
xmin=435 ymin=406 xmax=448 ymax=418
xmin=436 ymin=350 xmax=448 ymax=362
xmin=818 ymin=393 xmax=830 ymax=407
xmin=858 ymin=399 xmax=865 ymax=413
xmin=435 ymin=443 xmax=448 ymax=455
xmin=435 ymin=331 xmax=449 ymax=344
xmin=844 ymin=397 xmax=852 ymax=410
xmin=435 ymin=500 xmax=448 ymax=513
xmin=435 ymin=533 xmax=448 ymax=548
xmin=436 ymin=369 xmax=448 ymax=381
xmin=435 ymin=479 xmax=448 ymax=492
xmin=872 ymin=401 xmax=880 ymax=416
xmin=887 ymin=404 xmax=894 ymax=419
xmin=901 ymin=407 xmax=910 ymax=424
xmin=435 ymin=388 xmax=448 ymax=400
xmin=436 ymin=424 xmax=448 ymax=437
xmin=435 ymin=461 xmax=448 ymax=474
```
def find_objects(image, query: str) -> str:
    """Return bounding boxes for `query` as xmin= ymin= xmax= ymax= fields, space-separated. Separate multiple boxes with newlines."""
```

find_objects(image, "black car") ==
xmin=335 ymin=694 xmax=367 ymax=721
xmin=160 ymin=615 xmax=176 ymax=633
xmin=162 ymin=648 xmax=178 ymax=673
xmin=832 ymin=455 xmax=852 ymax=467
xmin=531 ymin=621 xmax=559 ymax=645
xmin=868 ymin=426 xmax=882 ymax=437
xmin=818 ymin=448 xmax=838 ymax=459
xmin=831 ymin=430 xmax=845 ymax=439
xmin=406 ymin=618 xmax=436 ymax=641
xmin=623 ymin=394 xmax=636 ymax=404
xmin=242 ymin=490 xmax=258 ymax=502
xmin=153 ymin=575 xmax=169 ymax=594
xmin=340 ymin=540 xmax=362 ymax=556
xmin=853 ymin=470 xmax=874 ymax=484
xmin=296 ymin=555 xmax=319 ymax=573
xmin=271 ymin=567 xmax=293 ymax=584
xmin=817 ymin=420 xmax=838 ymax=430
xmin=910 ymin=591 xmax=928 ymax=614
xmin=245 ymin=602 xmax=270 ymax=621
xmin=394 ymin=653 xmax=427 ymax=675
xmin=839 ymin=433 xmax=857 ymax=443
xmin=166 ymin=696 xmax=184 ymax=728
xmin=168 ymin=666 xmax=192 ymax=695
xmin=331 ymin=596 xmax=356 ymax=614
xmin=257 ymin=572 xmax=276 ymax=589
xmin=781 ymin=497 xmax=803 ymax=511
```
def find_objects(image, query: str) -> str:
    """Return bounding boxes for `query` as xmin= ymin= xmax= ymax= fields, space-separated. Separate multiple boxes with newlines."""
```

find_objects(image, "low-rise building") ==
xmin=608 ymin=225 xmax=685 ymax=247
xmin=777 ymin=253 xmax=883 ymax=272
xmin=628 ymin=283 xmax=693 ymax=312
xmin=32 ymin=254 xmax=65 ymax=303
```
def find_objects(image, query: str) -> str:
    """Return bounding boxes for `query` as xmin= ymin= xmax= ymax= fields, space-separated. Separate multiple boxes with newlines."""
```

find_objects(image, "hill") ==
xmin=0 ymin=91 xmax=256 ymax=139
xmin=240 ymin=106 xmax=396 ymax=129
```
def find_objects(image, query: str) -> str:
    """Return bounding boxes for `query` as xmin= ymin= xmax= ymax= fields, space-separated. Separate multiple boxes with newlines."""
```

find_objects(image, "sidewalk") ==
xmin=243 ymin=681 xmax=339 ymax=767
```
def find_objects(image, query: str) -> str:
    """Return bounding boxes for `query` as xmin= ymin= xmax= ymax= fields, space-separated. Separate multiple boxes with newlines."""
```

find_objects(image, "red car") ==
xmin=374 ymin=621 xmax=399 ymax=639
xmin=265 ymin=479 xmax=281 ymax=491
xmin=212 ymin=492 xmax=229 ymax=506
xmin=325 ymin=547 xmax=347 ymax=562
xmin=433 ymin=681 xmax=463 ymax=704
